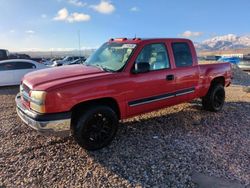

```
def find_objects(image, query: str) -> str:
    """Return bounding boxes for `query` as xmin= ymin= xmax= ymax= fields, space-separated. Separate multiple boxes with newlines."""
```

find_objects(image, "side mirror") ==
xmin=132 ymin=62 xmax=150 ymax=74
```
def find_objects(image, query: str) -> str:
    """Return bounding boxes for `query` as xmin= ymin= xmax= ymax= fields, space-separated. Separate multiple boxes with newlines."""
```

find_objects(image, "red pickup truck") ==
xmin=16 ymin=38 xmax=232 ymax=150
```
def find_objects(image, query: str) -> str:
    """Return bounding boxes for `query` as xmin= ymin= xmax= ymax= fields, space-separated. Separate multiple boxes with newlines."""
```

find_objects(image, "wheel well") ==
xmin=71 ymin=98 xmax=121 ymax=128
xmin=211 ymin=76 xmax=225 ymax=87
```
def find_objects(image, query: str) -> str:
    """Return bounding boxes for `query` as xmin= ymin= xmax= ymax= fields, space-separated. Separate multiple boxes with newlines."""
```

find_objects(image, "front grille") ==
xmin=23 ymin=95 xmax=29 ymax=103
xmin=22 ymin=84 xmax=30 ymax=94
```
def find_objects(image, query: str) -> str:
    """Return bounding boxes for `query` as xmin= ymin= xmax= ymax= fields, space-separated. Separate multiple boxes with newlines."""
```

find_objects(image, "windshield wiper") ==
xmin=92 ymin=64 xmax=115 ymax=72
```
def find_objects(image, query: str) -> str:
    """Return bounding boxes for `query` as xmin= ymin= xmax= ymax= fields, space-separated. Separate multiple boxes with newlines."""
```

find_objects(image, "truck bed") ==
xmin=198 ymin=62 xmax=232 ymax=96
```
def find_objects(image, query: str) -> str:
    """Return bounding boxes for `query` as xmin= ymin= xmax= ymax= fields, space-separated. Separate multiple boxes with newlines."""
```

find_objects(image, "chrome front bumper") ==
xmin=16 ymin=94 xmax=71 ymax=136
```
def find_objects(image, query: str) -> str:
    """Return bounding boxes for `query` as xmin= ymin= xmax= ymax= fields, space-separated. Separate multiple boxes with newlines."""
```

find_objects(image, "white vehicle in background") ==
xmin=0 ymin=59 xmax=48 ymax=86
xmin=52 ymin=56 xmax=86 ymax=67
xmin=238 ymin=61 xmax=250 ymax=71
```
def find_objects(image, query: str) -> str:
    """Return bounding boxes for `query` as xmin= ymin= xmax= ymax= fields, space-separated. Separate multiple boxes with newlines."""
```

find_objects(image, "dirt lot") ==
xmin=0 ymin=84 xmax=250 ymax=187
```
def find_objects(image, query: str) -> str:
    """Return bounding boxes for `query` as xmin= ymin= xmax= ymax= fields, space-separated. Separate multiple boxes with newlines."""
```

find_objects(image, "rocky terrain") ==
xmin=0 ymin=68 xmax=249 ymax=187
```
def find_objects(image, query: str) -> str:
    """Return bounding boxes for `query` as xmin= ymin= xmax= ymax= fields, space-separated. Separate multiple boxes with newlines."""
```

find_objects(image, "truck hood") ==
xmin=23 ymin=65 xmax=110 ymax=90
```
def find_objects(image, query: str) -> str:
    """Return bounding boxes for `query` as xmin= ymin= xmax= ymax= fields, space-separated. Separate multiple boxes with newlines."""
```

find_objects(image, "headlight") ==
xmin=30 ymin=91 xmax=46 ymax=113
xmin=20 ymin=84 xmax=23 ymax=93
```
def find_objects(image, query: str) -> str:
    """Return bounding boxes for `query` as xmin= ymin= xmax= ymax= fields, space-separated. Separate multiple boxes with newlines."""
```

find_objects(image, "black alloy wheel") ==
xmin=73 ymin=105 xmax=118 ymax=150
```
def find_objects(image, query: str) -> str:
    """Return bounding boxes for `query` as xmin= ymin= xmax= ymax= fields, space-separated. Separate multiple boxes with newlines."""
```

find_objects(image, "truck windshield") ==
xmin=85 ymin=42 xmax=136 ymax=72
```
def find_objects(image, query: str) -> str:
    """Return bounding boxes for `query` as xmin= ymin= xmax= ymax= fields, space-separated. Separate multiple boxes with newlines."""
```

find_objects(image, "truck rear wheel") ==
xmin=73 ymin=105 xmax=118 ymax=150
xmin=202 ymin=84 xmax=225 ymax=112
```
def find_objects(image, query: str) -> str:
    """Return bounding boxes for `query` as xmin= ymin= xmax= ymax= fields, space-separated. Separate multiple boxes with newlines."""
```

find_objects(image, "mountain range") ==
xmin=195 ymin=34 xmax=250 ymax=51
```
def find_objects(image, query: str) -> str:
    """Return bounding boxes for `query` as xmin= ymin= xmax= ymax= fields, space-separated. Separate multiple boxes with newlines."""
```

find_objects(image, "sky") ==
xmin=0 ymin=0 xmax=250 ymax=51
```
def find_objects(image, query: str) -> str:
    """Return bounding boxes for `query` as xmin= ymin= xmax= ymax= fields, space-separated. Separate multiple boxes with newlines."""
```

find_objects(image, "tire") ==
xmin=73 ymin=105 xmax=118 ymax=151
xmin=202 ymin=84 xmax=225 ymax=112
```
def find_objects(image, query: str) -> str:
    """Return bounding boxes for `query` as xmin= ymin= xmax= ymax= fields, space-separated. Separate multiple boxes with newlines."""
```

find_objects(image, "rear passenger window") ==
xmin=0 ymin=62 xmax=36 ymax=70
xmin=172 ymin=43 xmax=193 ymax=67
xmin=0 ymin=63 xmax=14 ymax=71
xmin=11 ymin=62 xmax=36 ymax=70
xmin=13 ymin=62 xmax=36 ymax=69
xmin=136 ymin=43 xmax=170 ymax=71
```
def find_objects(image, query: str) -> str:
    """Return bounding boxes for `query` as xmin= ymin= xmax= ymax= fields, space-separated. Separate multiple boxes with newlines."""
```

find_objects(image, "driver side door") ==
xmin=126 ymin=43 xmax=176 ymax=117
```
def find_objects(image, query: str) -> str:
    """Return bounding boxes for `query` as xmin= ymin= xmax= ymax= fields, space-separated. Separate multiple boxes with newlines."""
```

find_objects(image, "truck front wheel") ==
xmin=202 ymin=84 xmax=225 ymax=112
xmin=73 ymin=105 xmax=118 ymax=150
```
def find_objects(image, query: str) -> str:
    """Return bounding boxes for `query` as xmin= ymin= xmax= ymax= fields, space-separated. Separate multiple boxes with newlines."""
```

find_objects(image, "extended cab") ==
xmin=16 ymin=38 xmax=232 ymax=150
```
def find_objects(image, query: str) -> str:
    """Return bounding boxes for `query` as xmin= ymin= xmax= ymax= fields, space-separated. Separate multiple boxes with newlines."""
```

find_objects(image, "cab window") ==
xmin=172 ymin=43 xmax=193 ymax=67
xmin=135 ymin=43 xmax=170 ymax=71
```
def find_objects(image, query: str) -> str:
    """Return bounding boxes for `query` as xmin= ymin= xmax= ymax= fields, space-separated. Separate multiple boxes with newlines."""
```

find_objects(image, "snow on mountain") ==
xmin=195 ymin=34 xmax=250 ymax=51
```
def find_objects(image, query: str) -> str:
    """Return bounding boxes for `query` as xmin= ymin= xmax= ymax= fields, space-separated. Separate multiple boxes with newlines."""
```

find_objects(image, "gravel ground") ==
xmin=232 ymin=65 xmax=250 ymax=86
xmin=0 ymin=71 xmax=250 ymax=187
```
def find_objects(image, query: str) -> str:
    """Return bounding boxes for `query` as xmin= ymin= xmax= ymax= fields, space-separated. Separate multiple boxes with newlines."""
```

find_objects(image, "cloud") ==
xmin=54 ymin=8 xmax=69 ymax=21
xmin=54 ymin=8 xmax=90 ymax=22
xmin=25 ymin=30 xmax=35 ymax=34
xmin=90 ymin=0 xmax=115 ymax=14
xmin=10 ymin=29 xmax=15 ymax=33
xmin=67 ymin=12 xmax=91 ymax=22
xmin=180 ymin=30 xmax=203 ymax=38
xmin=67 ymin=0 xmax=87 ymax=7
xmin=130 ymin=6 xmax=139 ymax=12
xmin=41 ymin=14 xmax=47 ymax=19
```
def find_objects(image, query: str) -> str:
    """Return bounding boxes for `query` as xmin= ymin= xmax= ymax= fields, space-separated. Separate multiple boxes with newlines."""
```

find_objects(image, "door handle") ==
xmin=166 ymin=74 xmax=174 ymax=81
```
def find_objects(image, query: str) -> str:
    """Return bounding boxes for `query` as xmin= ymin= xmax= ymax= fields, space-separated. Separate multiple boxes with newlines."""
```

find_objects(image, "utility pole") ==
xmin=78 ymin=30 xmax=81 ymax=56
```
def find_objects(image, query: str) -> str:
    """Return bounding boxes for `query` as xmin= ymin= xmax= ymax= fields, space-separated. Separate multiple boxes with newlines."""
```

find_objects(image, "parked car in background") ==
xmin=243 ymin=54 xmax=250 ymax=61
xmin=30 ymin=58 xmax=43 ymax=63
xmin=204 ymin=55 xmax=221 ymax=61
xmin=0 ymin=49 xmax=9 ymax=60
xmin=218 ymin=57 xmax=240 ymax=64
xmin=42 ymin=59 xmax=54 ymax=66
xmin=50 ymin=57 xmax=63 ymax=62
xmin=238 ymin=61 xmax=250 ymax=71
xmin=0 ymin=59 xmax=48 ymax=86
xmin=8 ymin=53 xmax=31 ymax=59
xmin=16 ymin=38 xmax=232 ymax=150
xmin=62 ymin=57 xmax=86 ymax=66
xmin=52 ymin=56 xmax=86 ymax=66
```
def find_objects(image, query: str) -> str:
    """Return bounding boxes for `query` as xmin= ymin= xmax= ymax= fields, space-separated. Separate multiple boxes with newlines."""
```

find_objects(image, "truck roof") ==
xmin=109 ymin=38 xmax=192 ymax=44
